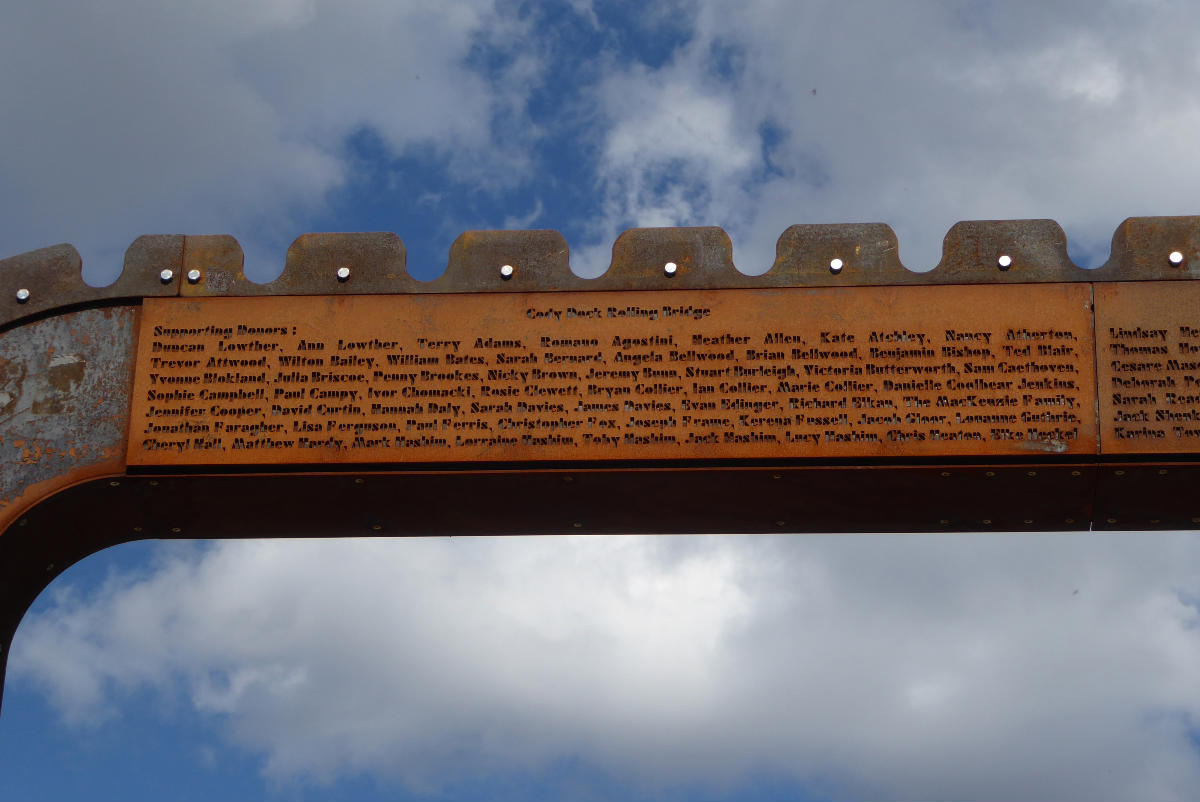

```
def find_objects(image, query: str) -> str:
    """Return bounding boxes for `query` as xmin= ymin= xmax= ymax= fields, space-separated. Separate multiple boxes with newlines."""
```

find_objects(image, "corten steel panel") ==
xmin=1095 ymin=282 xmax=1200 ymax=454
xmin=128 ymin=284 xmax=1098 ymax=466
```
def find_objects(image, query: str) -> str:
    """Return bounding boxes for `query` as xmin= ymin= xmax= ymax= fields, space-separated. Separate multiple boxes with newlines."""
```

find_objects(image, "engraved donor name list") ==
xmin=1096 ymin=281 xmax=1200 ymax=453
xmin=128 ymin=285 xmax=1098 ymax=465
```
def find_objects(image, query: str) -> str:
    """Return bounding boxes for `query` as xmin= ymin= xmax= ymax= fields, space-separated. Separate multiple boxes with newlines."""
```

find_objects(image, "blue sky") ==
xmin=4 ymin=1 xmax=1200 ymax=800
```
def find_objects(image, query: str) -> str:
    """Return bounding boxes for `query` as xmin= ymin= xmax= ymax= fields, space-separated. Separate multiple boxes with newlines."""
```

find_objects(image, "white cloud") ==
xmin=582 ymin=0 xmax=1200 ymax=273
xmin=572 ymin=69 xmax=759 ymax=275
xmin=7 ymin=1 xmax=1199 ymax=280
xmin=0 ymin=0 xmax=530 ymax=282
xmin=13 ymin=533 xmax=1200 ymax=799
xmin=603 ymin=78 xmax=754 ymax=174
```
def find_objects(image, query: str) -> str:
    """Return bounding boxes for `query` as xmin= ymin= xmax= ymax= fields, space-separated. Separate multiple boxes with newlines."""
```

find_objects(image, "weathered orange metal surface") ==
xmin=1095 ymin=281 xmax=1200 ymax=453
xmin=0 ymin=307 xmax=137 ymax=533
xmin=128 ymin=284 xmax=1097 ymax=466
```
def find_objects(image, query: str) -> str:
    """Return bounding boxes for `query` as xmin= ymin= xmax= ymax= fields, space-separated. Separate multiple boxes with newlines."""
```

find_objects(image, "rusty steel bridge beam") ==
xmin=2 ymin=217 xmax=1200 ymax=715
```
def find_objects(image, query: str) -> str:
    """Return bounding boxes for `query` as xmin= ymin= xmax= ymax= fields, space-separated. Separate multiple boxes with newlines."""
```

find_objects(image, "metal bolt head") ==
xmin=336 ymin=266 xmax=351 ymax=282
xmin=186 ymin=269 xmax=202 ymax=284
xmin=159 ymin=268 xmax=175 ymax=283
xmin=829 ymin=258 xmax=844 ymax=273
xmin=997 ymin=254 xmax=1013 ymax=269
xmin=664 ymin=262 xmax=678 ymax=276
xmin=1169 ymin=250 xmax=1185 ymax=266
xmin=499 ymin=264 xmax=514 ymax=279
xmin=15 ymin=288 xmax=30 ymax=303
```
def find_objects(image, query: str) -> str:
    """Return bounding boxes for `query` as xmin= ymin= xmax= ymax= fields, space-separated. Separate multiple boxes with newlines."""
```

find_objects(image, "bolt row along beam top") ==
xmin=2 ymin=217 xmax=1199 ymax=327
